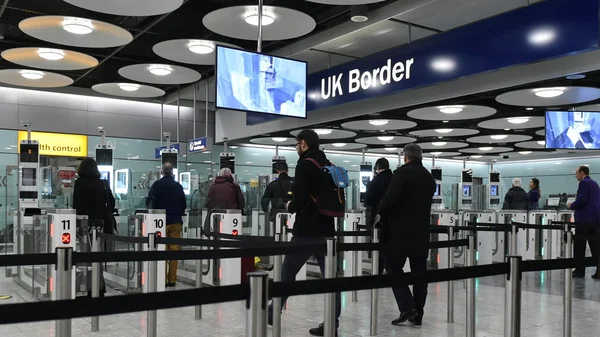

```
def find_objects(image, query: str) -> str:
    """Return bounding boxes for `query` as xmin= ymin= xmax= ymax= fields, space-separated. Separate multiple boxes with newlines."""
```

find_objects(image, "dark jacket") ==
xmin=570 ymin=176 xmax=600 ymax=224
xmin=288 ymin=148 xmax=335 ymax=237
xmin=528 ymin=189 xmax=541 ymax=210
xmin=364 ymin=169 xmax=393 ymax=228
xmin=148 ymin=176 xmax=186 ymax=224
xmin=73 ymin=176 xmax=116 ymax=233
xmin=205 ymin=175 xmax=245 ymax=210
xmin=377 ymin=160 xmax=436 ymax=257
xmin=261 ymin=172 xmax=294 ymax=222
xmin=503 ymin=186 xmax=529 ymax=210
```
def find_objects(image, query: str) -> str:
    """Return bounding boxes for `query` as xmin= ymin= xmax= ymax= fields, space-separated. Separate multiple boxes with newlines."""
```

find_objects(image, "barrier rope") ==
xmin=0 ymin=253 xmax=56 ymax=267
xmin=335 ymin=231 xmax=372 ymax=237
xmin=156 ymin=236 xmax=293 ymax=248
xmin=203 ymin=231 xmax=275 ymax=242
xmin=337 ymin=239 xmax=469 ymax=252
xmin=97 ymin=232 xmax=149 ymax=244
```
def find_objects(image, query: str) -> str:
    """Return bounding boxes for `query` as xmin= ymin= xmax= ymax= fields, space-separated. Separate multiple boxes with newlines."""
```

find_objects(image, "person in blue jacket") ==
xmin=567 ymin=166 xmax=600 ymax=279
xmin=527 ymin=178 xmax=541 ymax=210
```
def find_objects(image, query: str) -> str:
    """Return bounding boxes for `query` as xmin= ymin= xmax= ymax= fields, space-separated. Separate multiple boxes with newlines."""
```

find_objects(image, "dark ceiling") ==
xmin=0 ymin=0 xmax=389 ymax=93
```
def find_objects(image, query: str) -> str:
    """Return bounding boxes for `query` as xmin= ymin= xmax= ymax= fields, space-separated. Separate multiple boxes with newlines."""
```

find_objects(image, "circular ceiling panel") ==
xmin=323 ymin=143 xmax=366 ymax=150
xmin=369 ymin=147 xmax=402 ymax=154
xmin=1 ymin=47 xmax=98 ymax=71
xmin=501 ymin=151 xmax=553 ymax=158
xmin=289 ymin=129 xmax=356 ymax=139
xmin=19 ymin=16 xmax=133 ymax=48
xmin=535 ymin=129 xmax=545 ymax=137
xmin=355 ymin=136 xmax=416 ymax=145
xmin=153 ymin=39 xmax=241 ymax=65
xmin=249 ymin=137 xmax=297 ymax=146
xmin=465 ymin=134 xmax=532 ymax=144
xmin=477 ymin=116 xmax=544 ymax=130
xmin=496 ymin=86 xmax=600 ymax=107
xmin=409 ymin=128 xmax=479 ymax=137
xmin=203 ymin=6 xmax=316 ymax=41
xmin=64 ymin=0 xmax=184 ymax=16
xmin=416 ymin=142 xmax=469 ymax=150
xmin=454 ymin=155 xmax=502 ymax=161
xmin=341 ymin=119 xmax=417 ymax=131
xmin=92 ymin=83 xmax=165 ymax=98
xmin=514 ymin=140 xmax=547 ymax=149
xmin=407 ymin=105 xmax=496 ymax=121
xmin=118 ymin=64 xmax=201 ymax=85
xmin=0 ymin=69 xmax=73 ymax=88
xmin=307 ymin=0 xmax=385 ymax=4
xmin=459 ymin=147 xmax=514 ymax=154
xmin=424 ymin=151 xmax=462 ymax=157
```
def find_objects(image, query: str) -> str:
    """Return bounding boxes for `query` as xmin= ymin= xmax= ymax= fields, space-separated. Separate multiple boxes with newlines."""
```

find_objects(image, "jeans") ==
xmin=166 ymin=223 xmax=182 ymax=283
xmin=383 ymin=253 xmax=428 ymax=313
xmin=270 ymin=235 xmax=341 ymax=325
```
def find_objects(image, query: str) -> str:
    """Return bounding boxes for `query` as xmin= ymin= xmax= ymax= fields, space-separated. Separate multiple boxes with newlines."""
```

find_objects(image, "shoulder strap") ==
xmin=305 ymin=158 xmax=321 ymax=169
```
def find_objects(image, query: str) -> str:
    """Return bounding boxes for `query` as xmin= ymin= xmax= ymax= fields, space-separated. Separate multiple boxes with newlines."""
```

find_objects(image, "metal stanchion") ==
xmin=272 ymin=224 xmax=284 ymax=337
xmin=91 ymin=228 xmax=100 ymax=332
xmin=324 ymin=238 xmax=337 ymax=337
xmin=195 ymin=251 xmax=203 ymax=320
xmin=447 ymin=226 xmax=455 ymax=323
xmin=352 ymin=220 xmax=359 ymax=302
xmin=563 ymin=227 xmax=573 ymax=337
xmin=55 ymin=247 xmax=73 ymax=337
xmin=370 ymin=228 xmax=380 ymax=336
xmin=147 ymin=233 xmax=158 ymax=337
xmin=466 ymin=235 xmax=476 ymax=337
xmin=510 ymin=224 xmax=518 ymax=256
xmin=504 ymin=256 xmax=522 ymax=337
xmin=246 ymin=272 xmax=268 ymax=337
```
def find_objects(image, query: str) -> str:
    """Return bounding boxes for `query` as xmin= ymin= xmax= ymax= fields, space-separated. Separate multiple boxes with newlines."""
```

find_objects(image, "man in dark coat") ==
xmin=261 ymin=162 xmax=294 ymax=222
xmin=378 ymin=144 xmax=436 ymax=326
xmin=502 ymin=178 xmax=529 ymax=210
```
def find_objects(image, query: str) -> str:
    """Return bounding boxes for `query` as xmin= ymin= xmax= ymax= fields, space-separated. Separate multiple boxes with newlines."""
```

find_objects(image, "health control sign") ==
xmin=17 ymin=131 xmax=87 ymax=157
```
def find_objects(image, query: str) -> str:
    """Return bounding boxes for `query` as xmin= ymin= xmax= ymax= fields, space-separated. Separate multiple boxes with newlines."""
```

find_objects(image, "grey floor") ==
xmin=1 ymin=266 xmax=600 ymax=337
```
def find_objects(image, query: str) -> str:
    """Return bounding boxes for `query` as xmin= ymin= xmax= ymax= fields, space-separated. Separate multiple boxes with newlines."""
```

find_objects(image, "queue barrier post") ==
xmin=55 ymin=247 xmax=73 ymax=337
xmin=466 ymin=235 xmax=476 ymax=337
xmin=194 ymin=247 xmax=203 ymax=320
xmin=246 ymin=272 xmax=268 ymax=337
xmin=147 ymin=233 xmax=158 ymax=337
xmin=351 ymin=219 xmax=359 ymax=302
xmin=91 ymin=228 xmax=100 ymax=332
xmin=563 ymin=227 xmax=573 ymax=337
xmin=447 ymin=226 xmax=455 ymax=324
xmin=324 ymin=238 xmax=337 ymax=337
xmin=504 ymin=256 xmax=522 ymax=337
xmin=272 ymin=221 xmax=285 ymax=337
xmin=369 ymin=228 xmax=380 ymax=336
xmin=510 ymin=224 xmax=518 ymax=256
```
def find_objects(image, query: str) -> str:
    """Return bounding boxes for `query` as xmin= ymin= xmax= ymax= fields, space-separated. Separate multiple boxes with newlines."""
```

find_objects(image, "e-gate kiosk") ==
xmin=529 ymin=210 xmax=558 ymax=260
xmin=429 ymin=164 xmax=455 ymax=270
xmin=142 ymin=210 xmax=166 ymax=293
xmin=497 ymin=210 xmax=528 ymax=262
xmin=487 ymin=171 xmax=501 ymax=210
xmin=96 ymin=127 xmax=114 ymax=191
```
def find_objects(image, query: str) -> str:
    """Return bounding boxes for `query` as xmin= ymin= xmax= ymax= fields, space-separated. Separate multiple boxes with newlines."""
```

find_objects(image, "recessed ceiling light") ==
xmin=432 ymin=142 xmax=447 ymax=146
xmin=479 ymin=147 xmax=493 ymax=151
xmin=534 ymin=87 xmax=565 ymax=98
xmin=384 ymin=147 xmax=398 ymax=151
xmin=430 ymin=152 xmax=443 ymax=156
xmin=148 ymin=64 xmax=173 ymax=76
xmin=343 ymin=160 xmax=351 ymax=163
xmin=252 ymin=153 xmax=261 ymax=156
xmin=439 ymin=106 xmax=463 ymax=114
xmin=229 ymin=146 xmax=239 ymax=149
xmin=519 ymin=151 xmax=532 ymax=155
xmin=271 ymin=137 xmax=287 ymax=142
xmin=332 ymin=143 xmax=346 ymax=147
xmin=245 ymin=161 xmax=252 ymax=164
xmin=504 ymin=129 xmax=511 ymax=131
xmin=526 ymin=107 xmax=534 ymax=111
xmin=435 ymin=128 xmax=453 ymax=134
xmin=314 ymin=129 xmax=332 ymax=135
xmin=20 ymin=70 xmax=44 ymax=80
xmin=443 ymin=120 xmax=449 ymax=123
xmin=188 ymin=40 xmax=215 ymax=54
xmin=351 ymin=165 xmax=358 ymax=167
xmin=62 ymin=17 xmax=94 ymax=35
xmin=378 ymin=136 xmax=394 ymax=141
xmin=351 ymin=15 xmax=368 ymax=22
xmin=244 ymin=11 xmax=275 ymax=26
xmin=555 ymin=162 xmax=562 ymax=165
xmin=37 ymin=48 xmax=65 ymax=61
xmin=369 ymin=119 xmax=389 ymax=126
xmin=507 ymin=117 xmax=530 ymax=124
xmin=537 ymin=140 xmax=545 ymax=146
xmin=491 ymin=135 xmax=508 ymax=140
xmin=528 ymin=28 xmax=556 ymax=45
xmin=566 ymin=74 xmax=586 ymax=80
xmin=119 ymin=83 xmax=140 ymax=92
xmin=471 ymin=155 xmax=483 ymax=159
xmin=431 ymin=57 xmax=456 ymax=72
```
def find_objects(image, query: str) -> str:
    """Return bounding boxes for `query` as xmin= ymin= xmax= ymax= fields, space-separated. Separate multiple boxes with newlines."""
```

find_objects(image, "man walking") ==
xmin=378 ymin=144 xmax=436 ymax=326
xmin=261 ymin=162 xmax=293 ymax=223
xmin=147 ymin=162 xmax=187 ymax=287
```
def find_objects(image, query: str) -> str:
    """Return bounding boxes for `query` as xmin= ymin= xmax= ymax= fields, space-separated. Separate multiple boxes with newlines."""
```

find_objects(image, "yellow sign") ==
xmin=18 ymin=131 xmax=88 ymax=157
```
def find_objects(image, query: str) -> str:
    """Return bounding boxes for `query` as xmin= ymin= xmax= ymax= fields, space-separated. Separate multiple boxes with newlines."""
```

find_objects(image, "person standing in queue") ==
xmin=567 ymin=165 xmax=600 ymax=279
xmin=527 ymin=178 xmax=541 ymax=210
xmin=377 ymin=144 xmax=436 ymax=326
xmin=502 ymin=178 xmax=529 ymax=210
xmin=205 ymin=168 xmax=245 ymax=210
xmin=267 ymin=129 xmax=342 ymax=336
xmin=364 ymin=157 xmax=393 ymax=274
xmin=147 ymin=162 xmax=187 ymax=287
xmin=261 ymin=162 xmax=294 ymax=223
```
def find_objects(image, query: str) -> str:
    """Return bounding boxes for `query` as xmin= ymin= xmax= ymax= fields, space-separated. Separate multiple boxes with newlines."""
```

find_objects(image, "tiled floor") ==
xmin=1 ymin=266 xmax=600 ymax=337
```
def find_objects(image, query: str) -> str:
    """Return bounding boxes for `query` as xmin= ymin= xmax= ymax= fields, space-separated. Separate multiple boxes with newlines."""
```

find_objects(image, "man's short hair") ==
xmin=578 ymin=165 xmax=590 ymax=176
xmin=403 ymin=144 xmax=423 ymax=161
xmin=295 ymin=129 xmax=320 ymax=149
xmin=162 ymin=162 xmax=174 ymax=177
xmin=375 ymin=158 xmax=390 ymax=170
xmin=512 ymin=178 xmax=522 ymax=187
xmin=276 ymin=162 xmax=288 ymax=173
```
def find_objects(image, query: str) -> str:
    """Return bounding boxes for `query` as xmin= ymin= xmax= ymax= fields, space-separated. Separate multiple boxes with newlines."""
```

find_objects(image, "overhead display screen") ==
xmin=216 ymin=45 xmax=307 ymax=118
xmin=545 ymin=111 xmax=600 ymax=149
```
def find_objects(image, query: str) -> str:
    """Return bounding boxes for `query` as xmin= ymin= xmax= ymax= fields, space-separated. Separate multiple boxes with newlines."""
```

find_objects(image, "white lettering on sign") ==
xmin=322 ymin=58 xmax=414 ymax=99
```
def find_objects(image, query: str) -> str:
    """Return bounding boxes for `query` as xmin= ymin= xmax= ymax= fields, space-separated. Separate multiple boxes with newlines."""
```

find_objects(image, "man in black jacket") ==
xmin=267 ymin=129 xmax=341 ymax=336
xmin=503 ymin=178 xmax=529 ymax=210
xmin=378 ymin=144 xmax=436 ymax=327
xmin=261 ymin=162 xmax=294 ymax=222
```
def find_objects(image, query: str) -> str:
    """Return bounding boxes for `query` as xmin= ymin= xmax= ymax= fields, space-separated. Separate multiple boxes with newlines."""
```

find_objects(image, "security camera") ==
xmin=503 ymin=155 xmax=509 ymax=159
xmin=97 ymin=126 xmax=104 ymax=132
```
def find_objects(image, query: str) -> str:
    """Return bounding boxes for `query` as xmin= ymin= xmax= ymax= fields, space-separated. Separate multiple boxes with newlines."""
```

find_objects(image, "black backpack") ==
xmin=305 ymin=158 xmax=348 ymax=217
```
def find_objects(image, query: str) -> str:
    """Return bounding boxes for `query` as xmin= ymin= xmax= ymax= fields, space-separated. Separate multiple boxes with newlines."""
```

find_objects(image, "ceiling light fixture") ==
xmin=534 ymin=87 xmax=565 ymax=98
xmin=435 ymin=128 xmax=453 ymax=134
xmin=537 ymin=140 xmax=545 ymax=146
xmin=507 ymin=117 xmax=530 ymax=124
xmin=384 ymin=147 xmax=398 ymax=151
xmin=271 ymin=137 xmax=287 ymax=142
xmin=244 ymin=11 xmax=275 ymax=26
xmin=350 ymin=5 xmax=369 ymax=22
xmin=526 ymin=107 xmax=534 ymax=111
xmin=490 ymin=135 xmax=508 ymax=140
xmin=471 ymin=155 xmax=483 ymax=159
xmin=430 ymin=152 xmax=443 ymax=156
xmin=332 ymin=143 xmax=346 ymax=147
xmin=439 ymin=106 xmax=463 ymax=114
xmin=62 ymin=17 xmax=94 ymax=35
xmin=479 ymin=147 xmax=493 ymax=151
xmin=20 ymin=70 xmax=44 ymax=80
xmin=431 ymin=57 xmax=456 ymax=72
xmin=148 ymin=64 xmax=173 ymax=76
xmin=369 ymin=119 xmax=389 ymax=126
xmin=119 ymin=83 xmax=140 ymax=92
xmin=37 ymin=48 xmax=65 ymax=61
xmin=188 ymin=40 xmax=215 ymax=54
xmin=314 ymin=129 xmax=332 ymax=135
xmin=528 ymin=28 xmax=556 ymax=46
xmin=443 ymin=120 xmax=449 ymax=123
xmin=519 ymin=151 xmax=532 ymax=155
xmin=432 ymin=142 xmax=447 ymax=146
xmin=566 ymin=74 xmax=586 ymax=80
xmin=378 ymin=136 xmax=394 ymax=141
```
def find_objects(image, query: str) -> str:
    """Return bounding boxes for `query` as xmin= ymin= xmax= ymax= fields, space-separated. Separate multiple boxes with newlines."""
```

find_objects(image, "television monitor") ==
xmin=462 ymin=185 xmax=471 ymax=197
xmin=434 ymin=184 xmax=441 ymax=197
xmin=215 ymin=45 xmax=307 ymax=118
xmin=545 ymin=110 xmax=600 ymax=149
xmin=359 ymin=164 xmax=373 ymax=193
xmin=490 ymin=185 xmax=498 ymax=196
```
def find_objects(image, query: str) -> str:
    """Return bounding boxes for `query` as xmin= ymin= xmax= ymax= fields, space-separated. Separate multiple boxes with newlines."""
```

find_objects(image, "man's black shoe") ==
xmin=165 ymin=282 xmax=176 ymax=287
xmin=309 ymin=323 xmax=338 ymax=336
xmin=408 ymin=310 xmax=423 ymax=326
xmin=591 ymin=272 xmax=600 ymax=280
xmin=392 ymin=309 xmax=418 ymax=326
